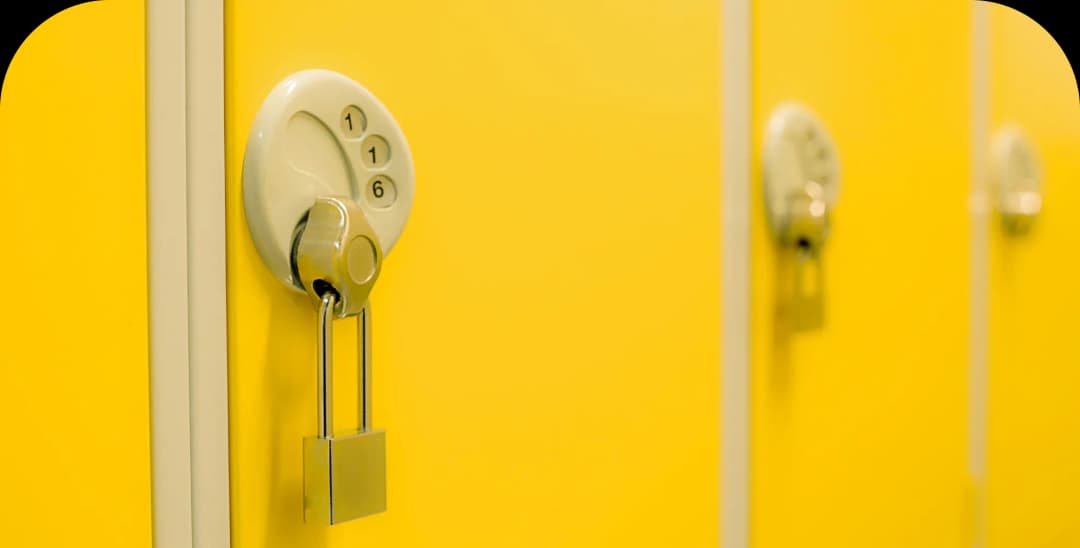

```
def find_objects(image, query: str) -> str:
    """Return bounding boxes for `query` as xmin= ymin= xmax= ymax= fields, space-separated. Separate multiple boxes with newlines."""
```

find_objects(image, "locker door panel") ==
xmin=0 ymin=2 xmax=151 ymax=546
xmin=750 ymin=2 xmax=971 ymax=546
xmin=224 ymin=1 xmax=721 ymax=546
xmin=987 ymin=6 xmax=1080 ymax=547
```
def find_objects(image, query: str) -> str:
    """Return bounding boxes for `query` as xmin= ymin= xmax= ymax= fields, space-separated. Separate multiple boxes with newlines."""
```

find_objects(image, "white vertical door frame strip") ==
xmin=721 ymin=0 xmax=751 ymax=545
xmin=147 ymin=0 xmax=194 ymax=545
xmin=969 ymin=3 xmax=990 ymax=547
xmin=148 ymin=0 xmax=231 ymax=545
xmin=187 ymin=0 xmax=231 ymax=546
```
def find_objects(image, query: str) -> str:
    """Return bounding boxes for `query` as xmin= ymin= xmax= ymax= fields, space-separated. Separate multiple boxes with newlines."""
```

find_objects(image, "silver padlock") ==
xmin=295 ymin=195 xmax=387 ymax=525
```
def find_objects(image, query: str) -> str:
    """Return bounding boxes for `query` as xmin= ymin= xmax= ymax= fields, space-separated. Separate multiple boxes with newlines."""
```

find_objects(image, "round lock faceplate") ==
xmin=991 ymin=125 xmax=1043 ymax=235
xmin=243 ymin=69 xmax=415 ymax=290
xmin=762 ymin=102 xmax=841 ymax=243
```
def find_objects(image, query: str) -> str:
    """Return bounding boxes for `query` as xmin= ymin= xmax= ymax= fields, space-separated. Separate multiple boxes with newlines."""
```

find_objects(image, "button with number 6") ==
xmin=366 ymin=176 xmax=397 ymax=209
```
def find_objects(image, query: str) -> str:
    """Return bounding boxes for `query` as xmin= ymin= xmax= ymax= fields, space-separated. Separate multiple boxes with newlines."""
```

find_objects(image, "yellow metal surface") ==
xmin=987 ymin=6 xmax=1080 ymax=547
xmin=751 ymin=2 xmax=971 ymax=546
xmin=0 ymin=2 xmax=151 ymax=546
xmin=225 ymin=1 xmax=721 ymax=546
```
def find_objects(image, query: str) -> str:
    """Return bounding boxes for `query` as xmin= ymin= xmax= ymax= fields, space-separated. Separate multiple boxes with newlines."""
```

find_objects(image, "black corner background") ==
xmin=0 ymin=1 xmax=97 ymax=102
xmin=985 ymin=0 xmax=1079 ymax=103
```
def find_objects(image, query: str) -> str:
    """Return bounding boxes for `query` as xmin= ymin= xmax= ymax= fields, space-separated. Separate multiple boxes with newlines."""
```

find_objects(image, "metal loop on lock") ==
xmin=316 ymin=290 xmax=336 ymax=439
xmin=315 ymin=287 xmax=373 ymax=439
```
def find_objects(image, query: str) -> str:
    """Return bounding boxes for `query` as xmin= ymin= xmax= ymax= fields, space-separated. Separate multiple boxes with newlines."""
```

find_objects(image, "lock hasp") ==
xmin=242 ymin=69 xmax=415 ymax=290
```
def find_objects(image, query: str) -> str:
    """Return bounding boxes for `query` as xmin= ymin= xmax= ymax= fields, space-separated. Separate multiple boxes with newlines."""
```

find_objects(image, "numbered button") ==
xmin=341 ymin=105 xmax=367 ymax=138
xmin=361 ymin=135 xmax=391 ymax=168
xmin=365 ymin=176 xmax=397 ymax=209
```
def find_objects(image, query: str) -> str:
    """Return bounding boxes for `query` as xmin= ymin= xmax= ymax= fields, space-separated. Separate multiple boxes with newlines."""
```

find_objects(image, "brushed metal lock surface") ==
xmin=304 ymin=429 xmax=387 ymax=524
xmin=296 ymin=196 xmax=384 ymax=317
xmin=763 ymin=103 xmax=839 ymax=332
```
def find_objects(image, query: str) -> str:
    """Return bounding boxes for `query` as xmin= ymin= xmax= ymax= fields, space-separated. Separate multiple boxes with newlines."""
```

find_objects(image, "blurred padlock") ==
xmin=783 ymin=182 xmax=828 ymax=330
xmin=763 ymin=103 xmax=840 ymax=333
xmin=992 ymin=126 xmax=1042 ymax=236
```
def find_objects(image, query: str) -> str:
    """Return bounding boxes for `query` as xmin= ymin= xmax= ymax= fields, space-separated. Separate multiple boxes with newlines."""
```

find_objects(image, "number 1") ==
xmin=345 ymin=112 xmax=353 ymax=131
xmin=369 ymin=146 xmax=377 ymax=164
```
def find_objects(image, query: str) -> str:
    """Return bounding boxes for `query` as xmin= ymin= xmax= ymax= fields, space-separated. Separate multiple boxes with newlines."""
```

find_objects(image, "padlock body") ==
xmin=304 ymin=429 xmax=387 ymax=524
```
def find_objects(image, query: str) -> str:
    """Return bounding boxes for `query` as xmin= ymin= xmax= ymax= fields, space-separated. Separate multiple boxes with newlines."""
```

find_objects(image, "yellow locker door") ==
xmin=224 ymin=1 xmax=721 ymax=546
xmin=0 ymin=1 xmax=152 ymax=546
xmin=750 ymin=2 xmax=971 ymax=546
xmin=987 ymin=5 xmax=1080 ymax=547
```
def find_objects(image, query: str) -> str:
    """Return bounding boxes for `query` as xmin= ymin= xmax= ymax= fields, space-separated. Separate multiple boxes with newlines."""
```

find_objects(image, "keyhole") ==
xmin=312 ymin=279 xmax=340 ymax=300
xmin=794 ymin=234 xmax=821 ymax=261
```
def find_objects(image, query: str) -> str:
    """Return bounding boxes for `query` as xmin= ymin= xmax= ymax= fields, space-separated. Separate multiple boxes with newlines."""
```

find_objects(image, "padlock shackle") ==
xmin=317 ymin=291 xmax=336 ymax=438
xmin=359 ymin=303 xmax=372 ymax=432
xmin=317 ymin=287 xmax=374 ymax=439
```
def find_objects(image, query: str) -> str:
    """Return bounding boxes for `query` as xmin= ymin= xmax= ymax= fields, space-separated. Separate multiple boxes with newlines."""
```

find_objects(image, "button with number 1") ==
xmin=361 ymin=135 xmax=390 ymax=168
xmin=341 ymin=105 xmax=366 ymax=138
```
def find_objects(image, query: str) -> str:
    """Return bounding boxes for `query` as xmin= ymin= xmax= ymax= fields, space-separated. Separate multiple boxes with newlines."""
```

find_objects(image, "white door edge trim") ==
xmin=147 ymin=0 xmax=193 ymax=544
xmin=186 ymin=0 xmax=230 ymax=545
xmin=721 ymin=0 xmax=751 ymax=545
xmin=147 ymin=0 xmax=230 ymax=545
xmin=969 ymin=3 xmax=990 ymax=547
